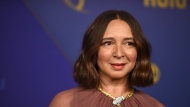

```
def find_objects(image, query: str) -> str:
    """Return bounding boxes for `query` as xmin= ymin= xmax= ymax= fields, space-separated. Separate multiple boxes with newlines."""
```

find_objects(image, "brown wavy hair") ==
xmin=73 ymin=10 xmax=153 ymax=89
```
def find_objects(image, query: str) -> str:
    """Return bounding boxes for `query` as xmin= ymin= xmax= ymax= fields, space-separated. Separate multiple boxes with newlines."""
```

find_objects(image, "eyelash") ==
xmin=124 ymin=42 xmax=135 ymax=46
xmin=102 ymin=41 xmax=113 ymax=45
xmin=102 ymin=41 xmax=135 ymax=46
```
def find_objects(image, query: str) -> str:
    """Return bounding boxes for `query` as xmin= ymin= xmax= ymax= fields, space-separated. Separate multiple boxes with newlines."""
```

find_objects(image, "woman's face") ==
xmin=97 ymin=19 xmax=137 ymax=79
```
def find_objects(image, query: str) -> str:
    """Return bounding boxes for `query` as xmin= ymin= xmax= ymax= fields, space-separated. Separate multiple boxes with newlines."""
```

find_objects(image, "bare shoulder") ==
xmin=49 ymin=88 xmax=76 ymax=107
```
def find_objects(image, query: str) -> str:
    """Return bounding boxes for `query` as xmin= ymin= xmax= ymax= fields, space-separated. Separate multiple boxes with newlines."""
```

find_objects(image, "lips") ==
xmin=110 ymin=63 xmax=126 ymax=71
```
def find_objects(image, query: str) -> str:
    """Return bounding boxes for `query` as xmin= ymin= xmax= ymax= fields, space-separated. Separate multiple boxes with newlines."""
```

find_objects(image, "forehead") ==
xmin=103 ymin=19 xmax=133 ymax=38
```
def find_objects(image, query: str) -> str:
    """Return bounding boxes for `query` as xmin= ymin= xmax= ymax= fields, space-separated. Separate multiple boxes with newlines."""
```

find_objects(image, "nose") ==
xmin=113 ymin=45 xmax=124 ymax=59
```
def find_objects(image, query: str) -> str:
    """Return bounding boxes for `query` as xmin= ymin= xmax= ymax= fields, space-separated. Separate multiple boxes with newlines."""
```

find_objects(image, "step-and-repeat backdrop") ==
xmin=1 ymin=0 xmax=189 ymax=107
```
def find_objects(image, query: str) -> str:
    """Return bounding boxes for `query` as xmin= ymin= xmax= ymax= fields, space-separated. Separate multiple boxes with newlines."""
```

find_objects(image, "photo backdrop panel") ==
xmin=0 ymin=0 xmax=189 ymax=107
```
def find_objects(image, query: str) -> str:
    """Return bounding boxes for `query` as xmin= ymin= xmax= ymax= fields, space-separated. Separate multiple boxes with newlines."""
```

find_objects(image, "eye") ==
xmin=102 ymin=41 xmax=112 ymax=46
xmin=123 ymin=41 xmax=136 ymax=48
xmin=126 ymin=42 xmax=135 ymax=46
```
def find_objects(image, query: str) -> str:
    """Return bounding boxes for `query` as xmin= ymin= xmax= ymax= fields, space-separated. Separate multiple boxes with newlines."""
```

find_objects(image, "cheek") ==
xmin=97 ymin=48 xmax=112 ymax=62
xmin=126 ymin=49 xmax=137 ymax=60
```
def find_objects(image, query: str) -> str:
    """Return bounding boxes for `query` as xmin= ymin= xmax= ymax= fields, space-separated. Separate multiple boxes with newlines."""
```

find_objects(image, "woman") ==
xmin=49 ymin=10 xmax=164 ymax=107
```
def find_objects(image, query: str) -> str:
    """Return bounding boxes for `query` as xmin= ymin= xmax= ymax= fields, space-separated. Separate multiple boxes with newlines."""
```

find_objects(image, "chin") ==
xmin=110 ymin=75 xmax=127 ymax=80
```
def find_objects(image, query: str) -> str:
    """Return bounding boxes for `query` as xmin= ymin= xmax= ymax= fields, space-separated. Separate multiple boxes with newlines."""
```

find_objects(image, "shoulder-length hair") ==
xmin=73 ymin=10 xmax=154 ymax=89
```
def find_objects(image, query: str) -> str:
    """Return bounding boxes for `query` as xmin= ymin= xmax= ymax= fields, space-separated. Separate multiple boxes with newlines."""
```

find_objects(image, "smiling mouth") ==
xmin=110 ymin=63 xmax=126 ymax=71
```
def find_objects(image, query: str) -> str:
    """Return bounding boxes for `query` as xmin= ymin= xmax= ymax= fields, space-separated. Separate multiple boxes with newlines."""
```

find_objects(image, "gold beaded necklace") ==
xmin=97 ymin=87 xmax=134 ymax=107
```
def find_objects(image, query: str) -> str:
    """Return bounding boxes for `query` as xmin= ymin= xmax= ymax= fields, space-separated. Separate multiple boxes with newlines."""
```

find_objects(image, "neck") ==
xmin=99 ymin=77 xmax=131 ymax=97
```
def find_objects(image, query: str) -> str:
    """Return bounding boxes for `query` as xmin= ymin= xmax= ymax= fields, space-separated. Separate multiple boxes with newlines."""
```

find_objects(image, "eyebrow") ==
xmin=102 ymin=37 xmax=134 ymax=40
xmin=124 ymin=37 xmax=134 ymax=41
